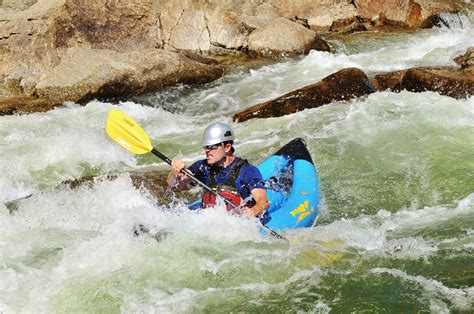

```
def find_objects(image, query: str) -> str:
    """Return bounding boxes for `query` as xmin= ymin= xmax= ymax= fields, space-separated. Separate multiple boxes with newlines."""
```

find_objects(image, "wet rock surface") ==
xmin=372 ymin=48 xmax=474 ymax=98
xmin=401 ymin=67 xmax=474 ymax=99
xmin=0 ymin=96 xmax=63 ymax=115
xmin=233 ymin=67 xmax=375 ymax=122
xmin=371 ymin=70 xmax=408 ymax=92
xmin=1 ymin=0 xmax=467 ymax=114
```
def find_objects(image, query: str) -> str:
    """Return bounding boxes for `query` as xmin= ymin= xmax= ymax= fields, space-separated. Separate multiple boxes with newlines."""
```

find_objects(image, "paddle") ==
xmin=105 ymin=109 xmax=284 ymax=239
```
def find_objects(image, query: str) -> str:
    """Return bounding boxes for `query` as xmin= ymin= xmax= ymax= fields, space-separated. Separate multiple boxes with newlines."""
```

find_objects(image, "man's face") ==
xmin=204 ymin=143 xmax=230 ymax=164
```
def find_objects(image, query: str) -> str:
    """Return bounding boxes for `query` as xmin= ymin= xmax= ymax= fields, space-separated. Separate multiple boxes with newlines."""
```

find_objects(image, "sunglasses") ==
xmin=204 ymin=143 xmax=223 ymax=151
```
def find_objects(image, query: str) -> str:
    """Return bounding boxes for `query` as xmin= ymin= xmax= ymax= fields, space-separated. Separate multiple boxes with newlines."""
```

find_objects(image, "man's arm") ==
xmin=245 ymin=188 xmax=269 ymax=217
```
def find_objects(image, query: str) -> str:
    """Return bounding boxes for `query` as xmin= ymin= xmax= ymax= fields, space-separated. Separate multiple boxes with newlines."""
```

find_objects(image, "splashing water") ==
xmin=1 ymin=12 xmax=474 ymax=313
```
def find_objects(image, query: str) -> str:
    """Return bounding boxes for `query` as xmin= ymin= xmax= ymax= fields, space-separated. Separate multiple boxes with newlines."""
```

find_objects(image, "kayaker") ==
xmin=167 ymin=122 xmax=269 ymax=217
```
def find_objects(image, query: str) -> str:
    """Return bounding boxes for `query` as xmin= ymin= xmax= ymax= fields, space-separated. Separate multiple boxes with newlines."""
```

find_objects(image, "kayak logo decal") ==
xmin=290 ymin=200 xmax=314 ymax=222
xmin=123 ymin=117 xmax=135 ymax=128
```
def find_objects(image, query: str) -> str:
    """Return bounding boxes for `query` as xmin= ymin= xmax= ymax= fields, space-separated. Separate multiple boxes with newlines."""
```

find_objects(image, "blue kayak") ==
xmin=189 ymin=138 xmax=320 ymax=231
xmin=258 ymin=138 xmax=320 ymax=230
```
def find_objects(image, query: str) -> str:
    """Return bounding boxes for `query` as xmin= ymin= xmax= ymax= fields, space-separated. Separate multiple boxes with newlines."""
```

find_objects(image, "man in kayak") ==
xmin=167 ymin=122 xmax=269 ymax=217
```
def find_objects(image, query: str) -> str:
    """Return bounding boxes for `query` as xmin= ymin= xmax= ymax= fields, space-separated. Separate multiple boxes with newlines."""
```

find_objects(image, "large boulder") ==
xmin=50 ymin=0 xmax=160 ymax=52
xmin=160 ymin=1 xmax=210 ymax=52
xmin=0 ymin=48 xmax=224 ymax=113
xmin=159 ymin=1 xmax=331 ymax=56
xmin=2 ymin=0 xmax=467 ymax=57
xmin=0 ymin=0 xmax=160 ymax=53
xmin=233 ymin=67 xmax=375 ymax=122
xmin=35 ymin=48 xmax=224 ymax=102
xmin=401 ymin=67 xmax=474 ymax=99
xmin=354 ymin=0 xmax=466 ymax=29
xmin=372 ymin=49 xmax=474 ymax=98
xmin=207 ymin=7 xmax=251 ymax=51
xmin=268 ymin=0 xmax=361 ymax=33
xmin=248 ymin=17 xmax=330 ymax=57
xmin=0 ymin=0 xmax=224 ymax=114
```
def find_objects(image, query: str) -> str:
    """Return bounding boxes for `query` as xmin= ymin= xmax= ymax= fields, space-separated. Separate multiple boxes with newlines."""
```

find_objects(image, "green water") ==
xmin=1 ymin=13 xmax=474 ymax=313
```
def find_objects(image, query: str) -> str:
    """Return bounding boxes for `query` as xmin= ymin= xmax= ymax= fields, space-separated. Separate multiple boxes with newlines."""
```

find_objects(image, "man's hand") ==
xmin=238 ymin=188 xmax=269 ymax=217
xmin=171 ymin=160 xmax=186 ymax=175
xmin=167 ymin=159 xmax=190 ymax=187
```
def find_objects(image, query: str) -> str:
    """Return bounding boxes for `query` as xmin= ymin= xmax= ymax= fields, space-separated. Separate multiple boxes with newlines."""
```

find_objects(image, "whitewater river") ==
xmin=1 ymin=13 xmax=473 ymax=313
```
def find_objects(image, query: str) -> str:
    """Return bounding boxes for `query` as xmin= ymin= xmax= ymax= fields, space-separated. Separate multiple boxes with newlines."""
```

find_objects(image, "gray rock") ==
xmin=247 ymin=17 xmax=330 ymax=57
xmin=0 ymin=48 xmax=224 ymax=112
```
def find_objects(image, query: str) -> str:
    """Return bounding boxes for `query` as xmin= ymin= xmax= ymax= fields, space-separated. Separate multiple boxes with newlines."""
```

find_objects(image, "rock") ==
xmin=308 ymin=15 xmax=333 ymax=33
xmin=160 ymin=3 xmax=333 ymax=57
xmin=354 ymin=0 xmax=465 ymax=29
xmin=454 ymin=47 xmax=474 ymax=69
xmin=1 ymin=0 xmax=38 ymax=11
xmin=239 ymin=14 xmax=276 ymax=31
xmin=372 ymin=70 xmax=408 ymax=92
xmin=0 ymin=96 xmax=62 ymax=115
xmin=233 ymin=67 xmax=375 ymax=122
xmin=50 ymin=0 xmax=160 ymax=52
xmin=248 ymin=17 xmax=330 ymax=57
xmin=0 ymin=48 xmax=224 ymax=112
xmin=0 ymin=1 xmax=62 ymax=53
xmin=161 ymin=2 xmax=210 ymax=52
xmin=268 ymin=0 xmax=353 ymax=18
xmin=401 ymin=67 xmax=474 ymax=99
xmin=372 ymin=60 xmax=474 ymax=99
xmin=54 ymin=49 xmax=217 ymax=101
xmin=2 ymin=0 xmax=467 ymax=57
xmin=254 ymin=3 xmax=281 ymax=19
xmin=0 ymin=0 xmax=160 ymax=54
xmin=129 ymin=169 xmax=198 ymax=205
xmin=2 ymin=0 xmax=468 ymax=114
xmin=178 ymin=50 xmax=219 ymax=65
xmin=208 ymin=7 xmax=250 ymax=51
xmin=268 ymin=1 xmax=360 ymax=34
xmin=419 ymin=12 xmax=463 ymax=29
xmin=307 ymin=2 xmax=359 ymax=33
xmin=330 ymin=17 xmax=368 ymax=34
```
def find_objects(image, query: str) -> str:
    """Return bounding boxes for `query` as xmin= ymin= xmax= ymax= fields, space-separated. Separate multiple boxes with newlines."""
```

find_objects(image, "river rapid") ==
xmin=1 ymin=12 xmax=474 ymax=313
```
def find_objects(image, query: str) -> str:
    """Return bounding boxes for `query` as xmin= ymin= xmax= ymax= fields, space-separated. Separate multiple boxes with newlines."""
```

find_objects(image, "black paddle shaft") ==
xmin=151 ymin=148 xmax=237 ymax=209
xmin=151 ymin=148 xmax=284 ymax=239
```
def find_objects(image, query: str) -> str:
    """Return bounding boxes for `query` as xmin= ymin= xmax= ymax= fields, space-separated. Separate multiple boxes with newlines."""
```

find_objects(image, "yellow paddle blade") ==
xmin=106 ymin=109 xmax=153 ymax=155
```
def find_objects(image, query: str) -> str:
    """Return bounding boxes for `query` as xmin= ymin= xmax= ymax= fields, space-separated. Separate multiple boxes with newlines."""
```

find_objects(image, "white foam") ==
xmin=370 ymin=268 xmax=472 ymax=310
xmin=1 ymin=13 xmax=473 ymax=312
xmin=309 ymin=191 xmax=474 ymax=261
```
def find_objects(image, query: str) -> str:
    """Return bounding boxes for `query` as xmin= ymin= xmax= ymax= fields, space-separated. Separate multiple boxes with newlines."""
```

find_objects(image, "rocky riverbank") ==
xmin=0 ymin=0 xmax=472 ymax=115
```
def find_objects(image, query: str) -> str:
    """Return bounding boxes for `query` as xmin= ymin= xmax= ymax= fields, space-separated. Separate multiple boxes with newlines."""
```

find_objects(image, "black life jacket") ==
xmin=202 ymin=158 xmax=250 ymax=211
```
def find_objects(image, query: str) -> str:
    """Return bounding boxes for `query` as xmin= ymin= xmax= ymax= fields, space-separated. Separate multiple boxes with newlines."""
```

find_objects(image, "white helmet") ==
xmin=201 ymin=122 xmax=235 ymax=147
